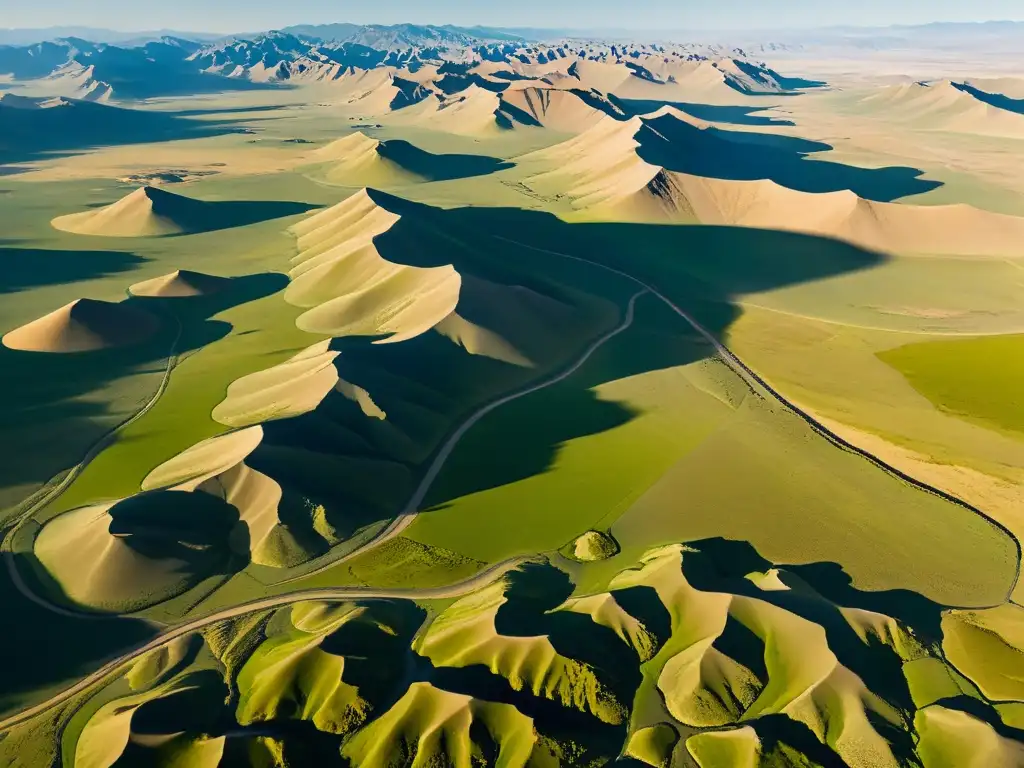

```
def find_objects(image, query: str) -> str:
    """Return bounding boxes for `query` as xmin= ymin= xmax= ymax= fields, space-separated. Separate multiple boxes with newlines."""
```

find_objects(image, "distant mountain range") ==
xmin=3 ymin=20 xmax=1024 ymax=49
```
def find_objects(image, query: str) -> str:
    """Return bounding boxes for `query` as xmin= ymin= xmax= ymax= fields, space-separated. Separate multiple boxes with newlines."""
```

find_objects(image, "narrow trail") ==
xmin=0 ymin=291 xmax=645 ymax=729
xmin=276 ymin=288 xmax=647 ymax=585
xmin=1 ymin=311 xmax=185 ymax=618
xmin=5 ymin=235 xmax=1019 ymax=732
xmin=0 ymin=557 xmax=527 ymax=733
xmin=493 ymin=234 xmax=1023 ymax=596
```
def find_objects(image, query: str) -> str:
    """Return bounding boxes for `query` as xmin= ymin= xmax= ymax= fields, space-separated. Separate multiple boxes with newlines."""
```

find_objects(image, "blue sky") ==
xmin=4 ymin=0 xmax=1023 ymax=32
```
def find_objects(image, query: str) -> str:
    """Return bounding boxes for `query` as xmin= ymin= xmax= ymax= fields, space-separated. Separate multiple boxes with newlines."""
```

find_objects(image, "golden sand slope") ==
xmin=418 ymin=576 xmax=631 ymax=726
xmin=329 ymin=68 xmax=432 ymax=113
xmin=1 ymin=298 xmax=159 ymax=352
xmin=128 ymin=269 xmax=229 ymax=298
xmin=286 ymin=189 xmax=461 ymax=341
xmin=212 ymin=340 xmax=341 ymax=427
xmin=52 ymin=186 xmax=201 ymax=237
xmin=308 ymin=132 xmax=429 ymax=186
xmin=34 ymin=491 xmax=240 ymax=611
xmin=139 ymin=427 xmax=293 ymax=568
xmin=398 ymin=85 xmax=524 ymax=136
xmin=861 ymin=80 xmax=1024 ymax=138
xmin=341 ymin=682 xmax=540 ymax=768
xmin=527 ymin=109 xmax=1024 ymax=256
xmin=525 ymin=113 xmax=664 ymax=207
xmin=75 ymin=673 xmax=226 ymax=768
xmin=499 ymin=86 xmax=615 ymax=132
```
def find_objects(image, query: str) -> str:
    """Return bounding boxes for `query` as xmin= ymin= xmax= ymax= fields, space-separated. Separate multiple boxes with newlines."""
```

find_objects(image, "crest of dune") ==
xmin=212 ymin=340 xmax=341 ymax=427
xmin=498 ymin=86 xmax=616 ymax=132
xmin=862 ymin=79 xmax=1024 ymax=138
xmin=341 ymin=682 xmax=540 ymax=768
xmin=128 ymin=269 xmax=229 ymax=298
xmin=285 ymin=189 xmax=461 ymax=342
xmin=2 ymin=298 xmax=160 ymax=353
xmin=610 ymin=545 xmax=905 ymax=767
xmin=141 ymin=427 xmax=289 ymax=568
xmin=330 ymin=68 xmax=432 ymax=113
xmin=52 ymin=186 xmax=202 ymax=237
xmin=526 ymin=108 xmax=1024 ymax=256
xmin=399 ymin=84 xmax=525 ymax=136
xmin=308 ymin=131 xmax=425 ymax=186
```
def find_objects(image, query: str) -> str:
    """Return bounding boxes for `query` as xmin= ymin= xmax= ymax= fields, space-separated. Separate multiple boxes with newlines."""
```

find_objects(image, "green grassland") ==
xmin=4 ymin=74 xmax=1024 ymax=766
xmin=879 ymin=334 xmax=1024 ymax=437
xmin=408 ymin=296 xmax=1017 ymax=607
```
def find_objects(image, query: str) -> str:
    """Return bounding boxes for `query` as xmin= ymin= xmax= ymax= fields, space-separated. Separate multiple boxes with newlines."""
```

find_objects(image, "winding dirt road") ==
xmin=0 ymin=556 xmax=527 ymax=732
xmin=3 ymin=235 xmax=1017 ymax=733
xmin=494 ymin=234 xmax=1021 ymax=570
xmin=0 ymin=290 xmax=645 ymax=730
xmin=278 ymin=288 xmax=647 ymax=585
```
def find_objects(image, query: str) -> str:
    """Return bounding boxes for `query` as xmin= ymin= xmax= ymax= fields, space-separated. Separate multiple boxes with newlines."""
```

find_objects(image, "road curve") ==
xmin=275 ymin=288 xmax=648 ymax=585
xmin=0 ymin=556 xmax=528 ymax=733
xmin=494 ymin=234 xmax=1023 ymax=594
xmin=0 ymin=290 xmax=646 ymax=729
xmin=1 ymin=311 xmax=185 ymax=618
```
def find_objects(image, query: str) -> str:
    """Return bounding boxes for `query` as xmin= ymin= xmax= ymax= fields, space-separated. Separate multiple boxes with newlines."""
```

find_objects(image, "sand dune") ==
xmin=329 ymin=68 xmax=432 ymax=113
xmin=527 ymin=109 xmax=1024 ymax=256
xmin=212 ymin=340 xmax=341 ymax=427
xmin=308 ymin=131 xmax=508 ymax=186
xmin=141 ymin=427 xmax=293 ymax=569
xmin=128 ymin=269 xmax=229 ymax=298
xmin=75 ymin=673 xmax=226 ymax=768
xmin=52 ymin=185 xmax=312 ymax=237
xmin=499 ymin=86 xmax=621 ymax=132
xmin=52 ymin=186 xmax=206 ymax=237
xmin=419 ymin=574 xmax=631 ymax=725
xmin=2 ymin=298 xmax=159 ymax=353
xmin=610 ymin=545 xmax=906 ymax=767
xmin=34 ymin=490 xmax=241 ymax=611
xmin=286 ymin=189 xmax=461 ymax=341
xmin=861 ymin=79 xmax=1024 ymax=138
xmin=398 ymin=84 xmax=536 ymax=136
xmin=342 ymin=682 xmax=539 ymax=767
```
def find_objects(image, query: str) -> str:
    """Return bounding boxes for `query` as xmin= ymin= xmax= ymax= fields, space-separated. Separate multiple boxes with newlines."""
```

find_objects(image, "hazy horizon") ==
xmin=3 ymin=0 xmax=1024 ymax=35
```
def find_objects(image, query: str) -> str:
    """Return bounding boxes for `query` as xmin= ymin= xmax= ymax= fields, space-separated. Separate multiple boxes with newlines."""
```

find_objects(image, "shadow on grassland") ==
xmin=0 ymin=98 xmax=253 ymax=170
xmin=0 ymin=272 xmax=287 ymax=513
xmin=0 ymin=246 xmax=143 ymax=294
xmin=632 ymin=110 xmax=941 ymax=201
xmin=0 ymin=552 xmax=156 ymax=713
xmin=408 ymin=203 xmax=886 ymax=508
xmin=621 ymin=98 xmax=796 ymax=126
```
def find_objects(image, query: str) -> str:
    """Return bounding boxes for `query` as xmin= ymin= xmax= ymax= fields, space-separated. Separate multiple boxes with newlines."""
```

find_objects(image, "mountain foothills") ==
xmin=1 ymin=15 xmax=1024 ymax=768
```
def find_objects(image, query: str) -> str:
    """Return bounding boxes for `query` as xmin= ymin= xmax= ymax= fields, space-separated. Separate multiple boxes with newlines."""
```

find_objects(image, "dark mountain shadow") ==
xmin=376 ymin=139 xmax=513 ymax=181
xmin=0 ymin=552 xmax=157 ymax=714
xmin=754 ymin=714 xmax=848 ymax=767
xmin=435 ymin=72 xmax=508 ymax=94
xmin=731 ymin=60 xmax=827 ymax=93
xmin=634 ymin=110 xmax=940 ymax=201
xmin=621 ymin=98 xmax=795 ymax=126
xmin=953 ymin=81 xmax=1024 ymax=115
xmin=676 ymin=537 xmax=933 ymax=724
xmin=170 ymin=104 xmax=293 ymax=117
xmin=0 ymin=246 xmax=142 ymax=294
xmin=497 ymin=99 xmax=544 ymax=129
xmin=386 ymin=203 xmax=887 ymax=509
xmin=0 ymin=271 xmax=287 ymax=510
xmin=62 ymin=187 xmax=319 ymax=236
xmin=0 ymin=99 xmax=253 ymax=170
